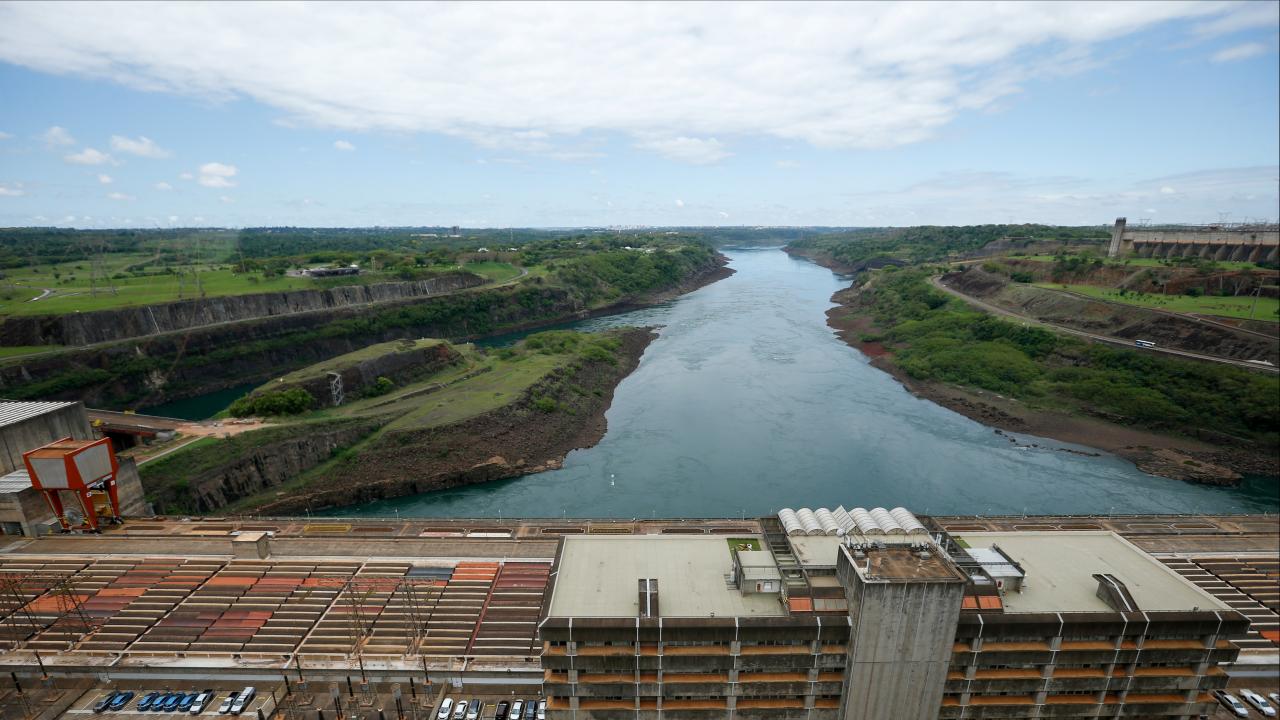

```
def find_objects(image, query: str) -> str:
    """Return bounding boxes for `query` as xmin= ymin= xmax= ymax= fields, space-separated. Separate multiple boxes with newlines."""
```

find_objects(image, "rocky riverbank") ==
xmin=815 ymin=264 xmax=1273 ymax=488
xmin=211 ymin=327 xmax=657 ymax=515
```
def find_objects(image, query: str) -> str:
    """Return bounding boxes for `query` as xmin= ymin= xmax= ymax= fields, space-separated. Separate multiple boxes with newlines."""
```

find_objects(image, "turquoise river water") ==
xmin=316 ymin=249 xmax=1278 ymax=518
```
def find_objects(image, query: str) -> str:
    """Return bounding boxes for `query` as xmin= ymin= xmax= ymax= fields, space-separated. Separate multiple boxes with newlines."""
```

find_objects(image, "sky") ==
xmin=0 ymin=1 xmax=1277 ymax=229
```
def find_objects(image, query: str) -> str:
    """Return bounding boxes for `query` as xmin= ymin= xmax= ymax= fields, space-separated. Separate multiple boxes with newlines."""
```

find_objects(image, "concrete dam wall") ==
xmin=0 ymin=272 xmax=487 ymax=347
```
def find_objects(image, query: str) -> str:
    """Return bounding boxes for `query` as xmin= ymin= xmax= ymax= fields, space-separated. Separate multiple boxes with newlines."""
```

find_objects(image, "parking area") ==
xmin=1207 ymin=685 xmax=1280 ymax=718
xmin=61 ymin=684 xmax=276 ymax=718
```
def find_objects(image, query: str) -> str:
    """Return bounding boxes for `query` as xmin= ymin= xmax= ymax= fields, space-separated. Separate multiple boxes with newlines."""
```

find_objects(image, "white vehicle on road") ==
xmin=437 ymin=698 xmax=455 ymax=720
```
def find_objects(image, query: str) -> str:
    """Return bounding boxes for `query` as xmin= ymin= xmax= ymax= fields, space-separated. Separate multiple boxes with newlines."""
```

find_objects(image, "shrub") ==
xmin=228 ymin=388 xmax=315 ymax=417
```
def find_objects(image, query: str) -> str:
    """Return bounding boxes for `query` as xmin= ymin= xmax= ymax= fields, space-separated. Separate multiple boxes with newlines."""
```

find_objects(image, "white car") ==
xmin=510 ymin=699 xmax=524 ymax=720
xmin=1271 ymin=692 xmax=1280 ymax=707
xmin=537 ymin=699 xmax=546 ymax=720
xmin=218 ymin=694 xmax=236 ymax=714
xmin=1241 ymin=689 xmax=1277 ymax=717
xmin=437 ymin=698 xmax=455 ymax=720
xmin=1216 ymin=691 xmax=1249 ymax=718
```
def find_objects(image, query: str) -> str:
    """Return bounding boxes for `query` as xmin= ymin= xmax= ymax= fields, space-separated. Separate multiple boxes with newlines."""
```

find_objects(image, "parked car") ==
xmin=451 ymin=699 xmax=468 ymax=720
xmin=218 ymin=692 xmax=236 ymax=714
xmin=1241 ymin=689 xmax=1277 ymax=717
xmin=190 ymin=690 xmax=217 ymax=714
xmin=165 ymin=693 xmax=187 ymax=712
xmin=437 ymin=698 xmax=455 ymax=720
xmin=1214 ymin=690 xmax=1250 ymax=718
xmin=537 ymin=699 xmax=546 ymax=720
xmin=230 ymin=686 xmax=256 ymax=715
xmin=138 ymin=692 xmax=162 ymax=711
xmin=510 ymin=700 xmax=524 ymax=720
xmin=466 ymin=700 xmax=482 ymax=720
xmin=1272 ymin=692 xmax=1280 ymax=707
xmin=93 ymin=692 xmax=118 ymax=713
xmin=109 ymin=692 xmax=135 ymax=711
xmin=179 ymin=692 xmax=198 ymax=711
xmin=523 ymin=699 xmax=536 ymax=720
xmin=152 ymin=693 xmax=174 ymax=712
xmin=495 ymin=700 xmax=511 ymax=720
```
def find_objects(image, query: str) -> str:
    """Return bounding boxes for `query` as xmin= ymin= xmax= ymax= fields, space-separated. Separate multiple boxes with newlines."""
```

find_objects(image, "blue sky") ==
xmin=0 ymin=2 xmax=1276 ymax=229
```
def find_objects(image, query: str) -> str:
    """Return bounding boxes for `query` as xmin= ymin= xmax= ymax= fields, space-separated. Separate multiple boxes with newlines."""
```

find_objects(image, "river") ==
xmin=318 ymin=248 xmax=1276 ymax=517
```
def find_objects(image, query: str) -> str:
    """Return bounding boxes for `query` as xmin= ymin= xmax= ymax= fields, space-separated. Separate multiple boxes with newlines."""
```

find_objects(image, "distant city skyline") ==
xmin=0 ymin=1 xmax=1276 ymax=229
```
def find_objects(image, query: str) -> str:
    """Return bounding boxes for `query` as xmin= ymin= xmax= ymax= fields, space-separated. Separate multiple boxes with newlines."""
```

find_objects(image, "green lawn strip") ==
xmin=262 ymin=338 xmax=446 ymax=388
xmin=1033 ymin=282 xmax=1279 ymax=321
xmin=387 ymin=352 xmax=565 ymax=430
xmin=0 ymin=345 xmax=63 ymax=358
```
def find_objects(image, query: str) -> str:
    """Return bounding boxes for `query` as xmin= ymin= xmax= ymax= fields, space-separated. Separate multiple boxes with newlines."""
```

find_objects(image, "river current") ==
xmin=317 ymin=248 xmax=1275 ymax=517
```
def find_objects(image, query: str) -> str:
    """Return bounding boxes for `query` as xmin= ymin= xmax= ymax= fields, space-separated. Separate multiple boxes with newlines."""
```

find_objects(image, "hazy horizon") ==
xmin=1 ymin=2 xmax=1277 ymax=229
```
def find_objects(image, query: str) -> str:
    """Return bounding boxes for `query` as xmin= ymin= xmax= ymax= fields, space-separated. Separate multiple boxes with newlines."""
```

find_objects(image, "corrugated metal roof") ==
xmin=0 ymin=468 xmax=32 ymax=495
xmin=0 ymin=401 xmax=78 ymax=429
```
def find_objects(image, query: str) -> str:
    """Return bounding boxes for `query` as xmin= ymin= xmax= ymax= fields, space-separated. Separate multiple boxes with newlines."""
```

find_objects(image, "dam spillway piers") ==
xmin=1108 ymin=216 xmax=1280 ymax=263
xmin=0 ymin=512 xmax=1274 ymax=720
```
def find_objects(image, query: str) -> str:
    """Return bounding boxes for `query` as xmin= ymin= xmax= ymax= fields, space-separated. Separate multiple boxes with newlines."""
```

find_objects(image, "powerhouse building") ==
xmin=538 ymin=507 xmax=1248 ymax=720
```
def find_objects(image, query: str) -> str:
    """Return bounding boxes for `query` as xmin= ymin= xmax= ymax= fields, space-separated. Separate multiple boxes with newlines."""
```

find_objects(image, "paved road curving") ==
xmin=929 ymin=275 xmax=1279 ymax=374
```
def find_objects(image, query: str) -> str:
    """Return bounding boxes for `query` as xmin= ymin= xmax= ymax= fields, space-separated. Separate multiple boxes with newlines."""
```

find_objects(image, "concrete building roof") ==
xmin=548 ymin=535 xmax=787 ymax=618
xmin=0 ymin=469 xmax=32 ymax=495
xmin=788 ymin=535 xmax=843 ymax=568
xmin=954 ymin=531 xmax=1231 ymax=613
xmin=0 ymin=401 xmax=77 ymax=429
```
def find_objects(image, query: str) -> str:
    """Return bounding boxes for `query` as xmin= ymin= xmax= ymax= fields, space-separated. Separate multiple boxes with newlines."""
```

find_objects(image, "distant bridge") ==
xmin=1107 ymin=217 xmax=1279 ymax=262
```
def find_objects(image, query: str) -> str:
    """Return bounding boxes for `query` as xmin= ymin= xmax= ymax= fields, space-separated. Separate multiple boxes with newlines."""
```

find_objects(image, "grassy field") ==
xmin=0 ymin=345 xmax=62 ymax=358
xmin=0 ymin=257 xmax=526 ymax=317
xmin=266 ymin=338 xmax=445 ymax=387
xmin=1034 ymin=282 xmax=1280 ymax=321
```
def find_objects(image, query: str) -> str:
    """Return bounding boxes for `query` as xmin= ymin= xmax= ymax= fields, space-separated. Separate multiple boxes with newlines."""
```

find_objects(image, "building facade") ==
xmin=539 ymin=509 xmax=1248 ymax=720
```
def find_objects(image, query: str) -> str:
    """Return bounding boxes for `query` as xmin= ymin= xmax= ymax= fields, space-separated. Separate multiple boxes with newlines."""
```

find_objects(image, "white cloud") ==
xmin=219 ymin=195 xmax=234 ymax=203
xmin=41 ymin=125 xmax=75 ymax=147
xmin=198 ymin=162 xmax=237 ymax=188
xmin=154 ymin=181 xmax=173 ymax=191
xmin=106 ymin=191 xmax=134 ymax=201
xmin=64 ymin=147 xmax=114 ymax=165
xmin=168 ymin=215 xmax=179 ymax=223
xmin=97 ymin=174 xmax=113 ymax=184
xmin=674 ymin=198 xmax=684 ymax=208
xmin=0 ymin=131 xmax=12 ymax=140
xmin=1211 ymin=42 xmax=1268 ymax=63
xmin=62 ymin=215 xmax=76 ymax=223
xmin=110 ymin=134 xmax=171 ymax=158
xmin=333 ymin=139 xmax=355 ymax=151
xmin=637 ymin=137 xmax=731 ymax=165
xmin=178 ymin=172 xmax=194 ymax=180
xmin=1160 ymin=186 xmax=1176 ymax=194
xmin=718 ymin=211 xmax=730 ymax=218
xmin=0 ymin=182 xmax=25 ymax=197
xmin=0 ymin=3 xmax=1253 ymax=158
xmin=775 ymin=160 xmax=800 ymax=169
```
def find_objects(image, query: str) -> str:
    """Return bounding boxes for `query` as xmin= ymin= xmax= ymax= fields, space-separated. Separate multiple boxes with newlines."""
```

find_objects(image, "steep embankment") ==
xmin=141 ymin=328 xmax=656 ymax=514
xmin=0 ymin=272 xmax=486 ymax=347
xmin=806 ymin=257 xmax=1277 ymax=487
xmin=945 ymin=267 xmax=1278 ymax=364
xmin=0 ymin=250 xmax=729 ymax=409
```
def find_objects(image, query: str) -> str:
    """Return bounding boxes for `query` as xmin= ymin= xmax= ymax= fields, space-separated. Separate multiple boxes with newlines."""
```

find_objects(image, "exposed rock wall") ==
xmin=280 ymin=342 xmax=462 ymax=408
xmin=0 ymin=272 xmax=485 ymax=347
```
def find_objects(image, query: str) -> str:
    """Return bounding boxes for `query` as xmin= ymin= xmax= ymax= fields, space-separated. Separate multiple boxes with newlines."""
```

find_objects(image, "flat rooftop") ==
xmin=955 ymin=531 xmax=1232 ymax=614
xmin=548 ymin=535 xmax=787 ymax=618
xmin=788 ymin=535 xmax=842 ymax=568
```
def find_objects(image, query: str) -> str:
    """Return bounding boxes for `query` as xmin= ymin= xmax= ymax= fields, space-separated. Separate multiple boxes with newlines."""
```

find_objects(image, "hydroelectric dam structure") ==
xmin=1108 ymin=217 xmax=1279 ymax=262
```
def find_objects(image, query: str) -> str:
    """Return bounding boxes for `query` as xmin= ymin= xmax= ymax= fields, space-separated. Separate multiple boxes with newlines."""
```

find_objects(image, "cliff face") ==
xmin=0 ymin=284 xmax=584 ymax=408
xmin=274 ymin=341 xmax=462 ymax=408
xmin=246 ymin=328 xmax=658 ymax=514
xmin=0 ymin=253 xmax=731 ymax=409
xmin=141 ymin=328 xmax=657 ymax=515
xmin=0 ymin=272 xmax=486 ymax=347
xmin=146 ymin=420 xmax=382 ymax=514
